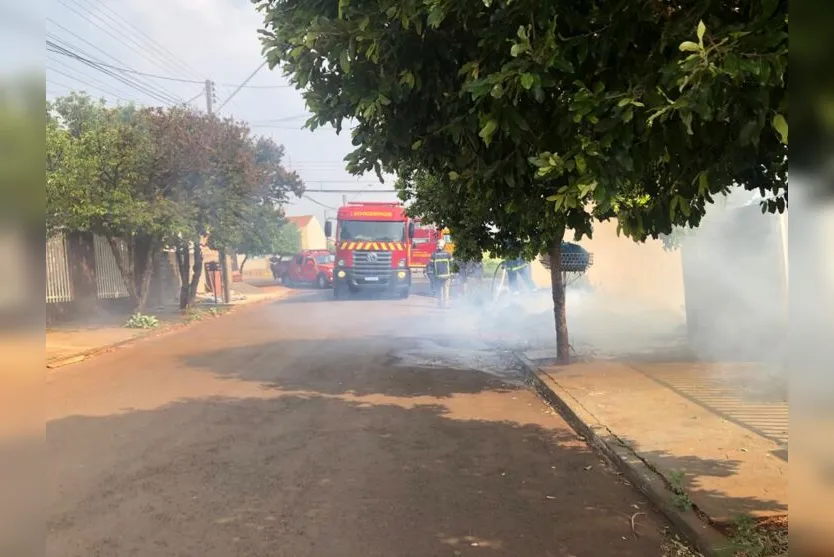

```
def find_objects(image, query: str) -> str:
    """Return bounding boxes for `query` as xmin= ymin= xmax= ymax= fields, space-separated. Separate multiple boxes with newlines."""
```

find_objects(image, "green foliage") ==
xmin=207 ymin=306 xmax=228 ymax=318
xmin=255 ymin=0 xmax=787 ymax=253
xmin=124 ymin=313 xmax=159 ymax=329
xmin=273 ymin=221 xmax=302 ymax=255
xmin=668 ymin=470 xmax=693 ymax=511
xmin=46 ymin=92 xmax=304 ymax=307
xmin=727 ymin=514 xmax=788 ymax=557
xmin=235 ymin=209 xmax=302 ymax=260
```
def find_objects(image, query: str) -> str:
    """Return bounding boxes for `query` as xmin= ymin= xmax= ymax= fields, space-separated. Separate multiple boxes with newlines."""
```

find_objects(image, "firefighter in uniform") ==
xmin=429 ymin=239 xmax=453 ymax=308
xmin=506 ymin=257 xmax=536 ymax=293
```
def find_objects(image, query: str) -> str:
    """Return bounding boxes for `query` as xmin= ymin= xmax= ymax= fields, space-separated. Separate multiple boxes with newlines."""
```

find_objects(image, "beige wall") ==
xmin=300 ymin=217 xmax=327 ymax=250
xmin=530 ymin=220 xmax=685 ymax=316
xmin=580 ymin=220 xmax=685 ymax=314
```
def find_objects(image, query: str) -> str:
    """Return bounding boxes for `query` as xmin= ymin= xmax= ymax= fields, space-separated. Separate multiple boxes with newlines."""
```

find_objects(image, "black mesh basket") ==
xmin=539 ymin=242 xmax=593 ymax=273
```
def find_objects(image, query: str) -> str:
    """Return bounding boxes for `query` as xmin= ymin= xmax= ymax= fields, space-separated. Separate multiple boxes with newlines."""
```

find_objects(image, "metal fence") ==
xmin=46 ymin=234 xmax=73 ymax=303
xmin=94 ymin=234 xmax=131 ymax=299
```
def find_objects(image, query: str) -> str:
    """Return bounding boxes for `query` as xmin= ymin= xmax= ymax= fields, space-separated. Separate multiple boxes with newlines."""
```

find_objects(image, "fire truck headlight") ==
xmin=397 ymin=259 xmax=406 ymax=268
xmin=397 ymin=271 xmax=407 ymax=280
xmin=337 ymin=270 xmax=346 ymax=279
xmin=337 ymin=259 xmax=345 ymax=267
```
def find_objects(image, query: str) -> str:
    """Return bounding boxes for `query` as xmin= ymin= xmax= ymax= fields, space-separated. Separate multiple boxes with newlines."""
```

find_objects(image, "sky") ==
xmin=43 ymin=0 xmax=400 ymax=225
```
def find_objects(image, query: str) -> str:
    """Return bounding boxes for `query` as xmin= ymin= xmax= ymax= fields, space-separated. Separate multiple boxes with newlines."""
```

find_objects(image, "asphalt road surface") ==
xmin=48 ymin=285 xmax=672 ymax=557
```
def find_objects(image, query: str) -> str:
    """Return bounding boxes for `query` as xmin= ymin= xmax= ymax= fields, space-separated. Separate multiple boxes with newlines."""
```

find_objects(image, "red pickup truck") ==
xmin=270 ymin=250 xmax=334 ymax=289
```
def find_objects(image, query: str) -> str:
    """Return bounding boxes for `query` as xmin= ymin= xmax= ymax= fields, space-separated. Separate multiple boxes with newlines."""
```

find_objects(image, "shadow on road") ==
xmin=49 ymin=388 xmax=668 ymax=557
xmin=180 ymin=337 xmax=516 ymax=399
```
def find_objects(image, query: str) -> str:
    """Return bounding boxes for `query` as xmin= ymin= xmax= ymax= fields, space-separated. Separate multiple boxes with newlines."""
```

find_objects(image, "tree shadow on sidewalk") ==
xmin=616 ymin=435 xmax=788 ymax=522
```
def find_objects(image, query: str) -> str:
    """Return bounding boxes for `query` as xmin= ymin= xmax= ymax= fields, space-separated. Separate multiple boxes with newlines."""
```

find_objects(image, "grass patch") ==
xmin=183 ymin=305 xmax=230 ymax=323
xmin=725 ymin=515 xmax=788 ymax=557
xmin=124 ymin=313 xmax=159 ymax=329
xmin=668 ymin=470 xmax=694 ymax=511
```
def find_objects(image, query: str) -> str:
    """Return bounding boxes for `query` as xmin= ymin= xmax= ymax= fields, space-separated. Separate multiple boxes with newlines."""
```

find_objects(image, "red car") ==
xmin=275 ymin=250 xmax=334 ymax=289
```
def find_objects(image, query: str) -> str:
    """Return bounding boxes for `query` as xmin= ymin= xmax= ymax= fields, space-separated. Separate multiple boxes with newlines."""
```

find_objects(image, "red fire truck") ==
xmin=325 ymin=202 xmax=415 ymax=300
xmin=408 ymin=218 xmax=441 ymax=273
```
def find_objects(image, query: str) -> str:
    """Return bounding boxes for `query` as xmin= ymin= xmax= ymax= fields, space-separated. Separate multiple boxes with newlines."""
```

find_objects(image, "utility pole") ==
xmin=205 ymin=79 xmax=231 ymax=304
xmin=204 ymin=78 xmax=215 ymax=115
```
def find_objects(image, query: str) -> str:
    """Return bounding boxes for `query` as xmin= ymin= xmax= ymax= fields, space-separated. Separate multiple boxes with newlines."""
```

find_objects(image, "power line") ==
xmin=223 ymin=84 xmax=290 ymax=89
xmin=46 ymin=34 xmax=186 ymax=104
xmin=183 ymin=88 xmax=206 ymax=106
xmin=249 ymin=114 xmax=310 ymax=124
xmin=303 ymin=194 xmax=337 ymax=210
xmin=84 ymin=0 xmax=205 ymax=81
xmin=305 ymin=188 xmax=398 ymax=193
xmin=58 ymin=0 xmax=196 ymax=83
xmin=47 ymin=39 xmax=186 ymax=105
xmin=288 ymin=180 xmax=394 ymax=185
xmin=47 ymin=22 xmax=287 ymax=92
xmin=46 ymin=53 xmax=137 ymax=99
xmin=215 ymin=62 xmax=267 ymax=113
xmin=46 ymin=22 xmax=204 ymax=84
xmin=46 ymin=64 xmax=131 ymax=101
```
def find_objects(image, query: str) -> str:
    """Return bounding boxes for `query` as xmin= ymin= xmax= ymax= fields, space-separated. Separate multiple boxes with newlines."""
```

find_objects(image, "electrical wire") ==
xmin=303 ymin=194 xmax=338 ymax=210
xmin=47 ymin=39 xmax=186 ymax=105
xmin=183 ymin=88 xmax=206 ymax=106
xmin=46 ymin=34 xmax=186 ymax=104
xmin=83 ymin=0 xmax=205 ymax=80
xmin=46 ymin=64 xmax=131 ymax=101
xmin=304 ymin=188 xmax=397 ymax=193
xmin=47 ymin=18 xmax=288 ymax=90
xmin=58 ymin=0 xmax=196 ymax=84
xmin=46 ymin=52 xmax=137 ymax=99
xmin=249 ymin=114 xmax=310 ymax=125
xmin=215 ymin=61 xmax=267 ymax=113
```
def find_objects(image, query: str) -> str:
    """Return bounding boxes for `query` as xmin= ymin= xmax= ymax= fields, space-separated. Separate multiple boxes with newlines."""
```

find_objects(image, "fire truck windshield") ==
xmin=339 ymin=220 xmax=405 ymax=242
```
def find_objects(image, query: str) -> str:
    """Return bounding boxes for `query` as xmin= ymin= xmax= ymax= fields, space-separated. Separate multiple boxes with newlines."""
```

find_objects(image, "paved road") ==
xmin=48 ymin=287 xmax=671 ymax=557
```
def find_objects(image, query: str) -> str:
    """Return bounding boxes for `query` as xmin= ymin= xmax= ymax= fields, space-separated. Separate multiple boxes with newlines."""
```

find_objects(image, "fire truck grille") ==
xmin=353 ymin=251 xmax=392 ymax=280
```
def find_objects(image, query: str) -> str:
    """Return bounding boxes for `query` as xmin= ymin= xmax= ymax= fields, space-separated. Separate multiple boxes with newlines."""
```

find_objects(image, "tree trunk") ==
xmin=548 ymin=231 xmax=570 ymax=364
xmin=188 ymin=241 xmax=203 ymax=304
xmin=239 ymin=254 xmax=248 ymax=277
xmin=134 ymin=236 xmax=156 ymax=313
xmin=176 ymin=243 xmax=191 ymax=310
xmin=66 ymin=232 xmax=98 ymax=315
xmin=105 ymin=234 xmax=139 ymax=307
xmin=219 ymin=247 xmax=231 ymax=304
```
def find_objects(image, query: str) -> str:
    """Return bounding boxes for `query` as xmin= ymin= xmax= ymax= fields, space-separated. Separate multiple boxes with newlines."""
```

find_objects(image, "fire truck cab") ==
xmin=408 ymin=219 xmax=442 ymax=273
xmin=325 ymin=202 xmax=414 ymax=300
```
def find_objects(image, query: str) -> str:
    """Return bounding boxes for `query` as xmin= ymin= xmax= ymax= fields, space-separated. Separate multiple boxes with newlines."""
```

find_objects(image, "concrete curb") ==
xmin=515 ymin=354 xmax=730 ymax=557
xmin=46 ymin=291 xmax=294 ymax=370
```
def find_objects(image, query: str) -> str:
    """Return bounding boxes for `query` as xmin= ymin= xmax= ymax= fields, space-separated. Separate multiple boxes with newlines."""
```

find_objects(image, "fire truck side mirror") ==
xmin=324 ymin=220 xmax=332 ymax=237
xmin=408 ymin=221 xmax=415 ymax=239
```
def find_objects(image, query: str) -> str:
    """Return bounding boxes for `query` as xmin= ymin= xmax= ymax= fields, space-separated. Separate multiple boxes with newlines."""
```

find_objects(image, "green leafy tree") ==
xmin=235 ymin=211 xmax=302 ymax=275
xmin=274 ymin=221 xmax=303 ymax=256
xmin=232 ymin=135 xmax=305 ymax=274
xmin=256 ymin=0 xmax=787 ymax=362
xmin=46 ymin=94 xmax=304 ymax=311
xmin=46 ymin=96 xmax=175 ymax=311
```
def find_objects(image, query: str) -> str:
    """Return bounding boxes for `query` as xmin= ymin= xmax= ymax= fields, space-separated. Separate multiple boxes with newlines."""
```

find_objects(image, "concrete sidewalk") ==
xmin=521 ymin=354 xmax=788 ymax=554
xmin=47 ymin=284 xmax=293 ymax=367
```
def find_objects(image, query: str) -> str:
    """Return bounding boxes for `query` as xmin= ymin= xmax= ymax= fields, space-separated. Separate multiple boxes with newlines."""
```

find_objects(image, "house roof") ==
xmin=286 ymin=215 xmax=314 ymax=228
